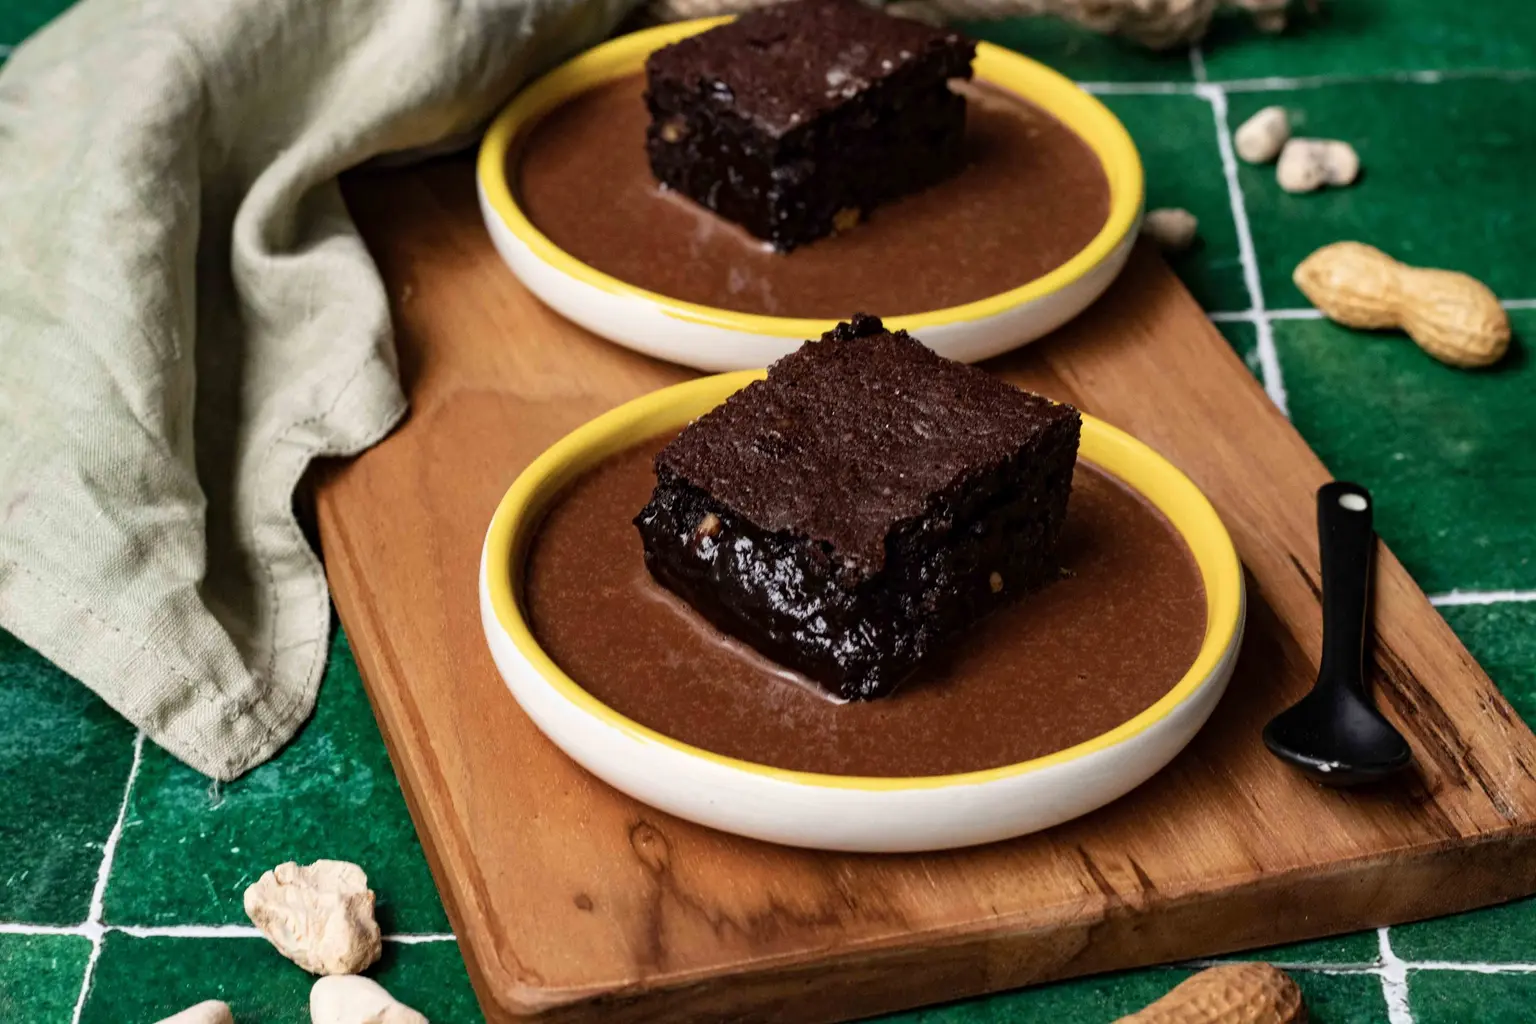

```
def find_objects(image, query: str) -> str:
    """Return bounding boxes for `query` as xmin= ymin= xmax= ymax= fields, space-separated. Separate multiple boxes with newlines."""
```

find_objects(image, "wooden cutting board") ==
xmin=319 ymin=155 xmax=1536 ymax=1023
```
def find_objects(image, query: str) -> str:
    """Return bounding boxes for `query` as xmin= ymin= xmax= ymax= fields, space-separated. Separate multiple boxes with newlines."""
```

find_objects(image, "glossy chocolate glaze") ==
xmin=524 ymin=435 xmax=1207 ymax=778
xmin=516 ymin=74 xmax=1110 ymax=318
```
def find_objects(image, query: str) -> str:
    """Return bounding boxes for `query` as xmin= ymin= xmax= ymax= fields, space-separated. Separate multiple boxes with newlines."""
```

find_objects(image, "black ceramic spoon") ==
xmin=1263 ymin=482 xmax=1413 ymax=786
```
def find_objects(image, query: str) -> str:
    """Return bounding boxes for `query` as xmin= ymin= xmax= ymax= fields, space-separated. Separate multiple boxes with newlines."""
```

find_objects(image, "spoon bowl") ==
xmin=1263 ymin=684 xmax=1413 ymax=787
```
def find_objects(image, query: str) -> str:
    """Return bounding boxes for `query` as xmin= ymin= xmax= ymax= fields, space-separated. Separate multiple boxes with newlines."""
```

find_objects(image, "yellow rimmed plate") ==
xmin=476 ymin=21 xmax=1145 ymax=372
xmin=479 ymin=373 xmax=1244 ymax=852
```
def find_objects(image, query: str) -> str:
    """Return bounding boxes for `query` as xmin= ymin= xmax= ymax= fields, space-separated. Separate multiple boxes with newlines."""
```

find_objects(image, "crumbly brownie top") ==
xmin=645 ymin=0 xmax=974 ymax=136
xmin=656 ymin=314 xmax=1078 ymax=573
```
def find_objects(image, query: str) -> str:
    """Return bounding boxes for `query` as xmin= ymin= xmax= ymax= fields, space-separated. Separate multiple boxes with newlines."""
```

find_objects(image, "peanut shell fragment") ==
xmin=244 ymin=859 xmax=382 ymax=976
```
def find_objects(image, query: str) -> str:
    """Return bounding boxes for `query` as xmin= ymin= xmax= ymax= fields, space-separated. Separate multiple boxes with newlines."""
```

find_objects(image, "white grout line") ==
xmin=1198 ymin=83 xmax=1289 ymax=415
xmin=1208 ymin=309 xmax=1325 ymax=323
xmin=113 ymin=924 xmax=264 ymax=939
xmin=1380 ymin=928 xmax=1416 ymax=1024
xmin=1078 ymin=80 xmax=1193 ymax=95
xmin=0 ymin=923 xmax=82 ymax=936
xmin=70 ymin=731 xmax=144 ymax=1024
xmin=1180 ymin=957 xmax=1381 ymax=974
xmin=1211 ymin=303 xmax=1531 ymax=322
xmin=83 ymin=733 xmax=143 ymax=932
xmin=1 ymin=920 xmax=456 ymax=942
xmin=1409 ymin=961 xmax=1536 ymax=974
xmin=1075 ymin=67 xmax=1536 ymax=97
xmin=1217 ymin=67 xmax=1536 ymax=93
xmin=1189 ymin=45 xmax=1209 ymax=84
xmin=112 ymin=924 xmax=457 ymax=944
xmin=1431 ymin=589 xmax=1536 ymax=608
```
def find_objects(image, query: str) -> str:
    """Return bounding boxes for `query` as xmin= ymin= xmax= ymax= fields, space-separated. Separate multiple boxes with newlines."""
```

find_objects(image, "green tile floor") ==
xmin=4 ymin=2 xmax=1536 ymax=1022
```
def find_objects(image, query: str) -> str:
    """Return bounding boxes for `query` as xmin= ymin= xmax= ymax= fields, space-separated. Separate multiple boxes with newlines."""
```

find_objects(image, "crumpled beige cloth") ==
xmin=0 ymin=0 xmax=633 ymax=779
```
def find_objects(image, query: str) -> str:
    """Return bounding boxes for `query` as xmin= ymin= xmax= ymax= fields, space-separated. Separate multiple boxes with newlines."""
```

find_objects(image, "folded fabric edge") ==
xmin=228 ymin=342 xmax=411 ymax=779
xmin=0 ymin=354 xmax=407 ymax=781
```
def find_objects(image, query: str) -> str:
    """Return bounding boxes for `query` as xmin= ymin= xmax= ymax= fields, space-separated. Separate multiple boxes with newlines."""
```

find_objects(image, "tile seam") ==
xmin=1264 ymin=309 xmax=1326 ymax=320
xmin=1198 ymin=82 xmax=1288 ymax=415
xmin=69 ymin=730 xmax=144 ymax=1024
xmin=1408 ymin=961 xmax=1536 ymax=974
xmin=1180 ymin=957 xmax=1383 ymax=974
xmin=1211 ymin=302 xmax=1532 ymax=321
xmin=0 ymin=920 xmax=455 ymax=942
xmin=1430 ymin=589 xmax=1536 ymax=607
xmin=1076 ymin=67 xmax=1536 ymax=96
xmin=1380 ymin=927 xmax=1417 ymax=1024
xmin=1218 ymin=67 xmax=1536 ymax=92
xmin=1077 ymin=81 xmax=1194 ymax=95
xmin=1206 ymin=309 xmax=1324 ymax=322
xmin=0 ymin=923 xmax=83 ymax=936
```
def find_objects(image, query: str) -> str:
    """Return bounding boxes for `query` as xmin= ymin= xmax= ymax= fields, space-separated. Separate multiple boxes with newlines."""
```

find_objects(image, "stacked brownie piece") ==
xmin=635 ymin=315 xmax=1082 ymax=700
xmin=643 ymin=0 xmax=977 ymax=250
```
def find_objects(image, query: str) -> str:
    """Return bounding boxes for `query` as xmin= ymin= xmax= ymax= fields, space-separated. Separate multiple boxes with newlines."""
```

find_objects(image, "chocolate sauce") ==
xmin=523 ymin=435 xmax=1207 ymax=778
xmin=515 ymin=75 xmax=1111 ymax=318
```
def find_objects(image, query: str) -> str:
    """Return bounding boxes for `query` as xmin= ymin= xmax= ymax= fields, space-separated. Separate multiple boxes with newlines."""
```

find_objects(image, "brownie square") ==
xmin=643 ymin=0 xmax=975 ymax=251
xmin=634 ymin=314 xmax=1081 ymax=700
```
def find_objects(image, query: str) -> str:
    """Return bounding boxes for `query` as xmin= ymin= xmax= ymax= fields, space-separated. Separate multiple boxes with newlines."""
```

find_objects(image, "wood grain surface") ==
xmin=318 ymin=155 xmax=1536 ymax=1023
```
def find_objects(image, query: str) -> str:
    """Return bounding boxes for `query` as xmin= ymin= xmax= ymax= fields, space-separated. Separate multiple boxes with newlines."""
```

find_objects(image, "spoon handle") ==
xmin=1317 ymin=481 xmax=1375 ymax=694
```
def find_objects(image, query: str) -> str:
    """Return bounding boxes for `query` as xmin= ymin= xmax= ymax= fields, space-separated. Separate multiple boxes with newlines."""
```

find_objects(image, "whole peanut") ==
xmin=1294 ymin=242 xmax=1510 ymax=368
xmin=1115 ymin=963 xmax=1307 ymax=1024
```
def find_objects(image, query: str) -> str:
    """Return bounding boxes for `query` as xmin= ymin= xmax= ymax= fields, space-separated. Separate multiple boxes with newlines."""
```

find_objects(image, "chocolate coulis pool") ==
xmin=516 ymin=75 xmax=1111 ymax=319
xmin=523 ymin=434 xmax=1207 ymax=778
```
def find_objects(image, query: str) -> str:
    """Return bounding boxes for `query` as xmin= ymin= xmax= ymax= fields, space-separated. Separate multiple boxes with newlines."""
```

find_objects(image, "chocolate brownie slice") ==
xmin=634 ymin=314 xmax=1081 ymax=700
xmin=643 ymin=0 xmax=975 ymax=251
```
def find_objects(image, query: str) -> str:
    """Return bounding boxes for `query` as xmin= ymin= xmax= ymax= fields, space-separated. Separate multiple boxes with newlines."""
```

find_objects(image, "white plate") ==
xmin=479 ymin=373 xmax=1245 ymax=852
xmin=476 ymin=21 xmax=1145 ymax=373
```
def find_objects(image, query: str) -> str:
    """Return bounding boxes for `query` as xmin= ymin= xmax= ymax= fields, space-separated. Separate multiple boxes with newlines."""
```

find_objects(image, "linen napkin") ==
xmin=0 ymin=0 xmax=634 ymax=779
